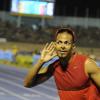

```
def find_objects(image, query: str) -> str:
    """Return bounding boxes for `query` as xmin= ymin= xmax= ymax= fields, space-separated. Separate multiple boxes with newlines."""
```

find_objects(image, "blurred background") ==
xmin=0 ymin=0 xmax=100 ymax=100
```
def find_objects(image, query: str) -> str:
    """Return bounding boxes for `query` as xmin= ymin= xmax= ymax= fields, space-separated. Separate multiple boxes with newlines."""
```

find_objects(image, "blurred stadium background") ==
xmin=0 ymin=0 xmax=100 ymax=67
xmin=0 ymin=0 xmax=100 ymax=100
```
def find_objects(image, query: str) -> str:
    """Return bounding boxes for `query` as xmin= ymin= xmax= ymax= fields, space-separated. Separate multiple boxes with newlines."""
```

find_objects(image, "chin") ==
xmin=58 ymin=54 xmax=68 ymax=58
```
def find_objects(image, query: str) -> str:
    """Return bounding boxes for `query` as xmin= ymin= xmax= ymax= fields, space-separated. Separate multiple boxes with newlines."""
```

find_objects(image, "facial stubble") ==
xmin=59 ymin=51 xmax=72 ymax=71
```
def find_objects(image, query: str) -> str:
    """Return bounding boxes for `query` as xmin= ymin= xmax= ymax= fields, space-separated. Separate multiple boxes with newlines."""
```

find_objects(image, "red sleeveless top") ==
xmin=52 ymin=53 xmax=100 ymax=100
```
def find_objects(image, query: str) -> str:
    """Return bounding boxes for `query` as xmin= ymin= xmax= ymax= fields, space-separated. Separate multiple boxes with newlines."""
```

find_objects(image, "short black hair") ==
xmin=55 ymin=28 xmax=76 ymax=43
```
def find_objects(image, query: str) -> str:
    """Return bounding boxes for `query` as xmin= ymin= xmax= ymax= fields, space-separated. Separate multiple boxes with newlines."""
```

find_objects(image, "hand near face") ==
xmin=40 ymin=42 xmax=57 ymax=63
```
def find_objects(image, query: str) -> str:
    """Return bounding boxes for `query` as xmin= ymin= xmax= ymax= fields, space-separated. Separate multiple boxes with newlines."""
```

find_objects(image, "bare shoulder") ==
xmin=85 ymin=58 xmax=100 ymax=75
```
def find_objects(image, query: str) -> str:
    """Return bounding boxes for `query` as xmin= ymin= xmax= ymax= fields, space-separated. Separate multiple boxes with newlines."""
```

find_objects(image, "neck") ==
xmin=59 ymin=51 xmax=75 ymax=63
xmin=59 ymin=52 xmax=75 ymax=71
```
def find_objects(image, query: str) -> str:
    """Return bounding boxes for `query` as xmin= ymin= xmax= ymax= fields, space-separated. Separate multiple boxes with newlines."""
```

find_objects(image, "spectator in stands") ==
xmin=23 ymin=27 xmax=100 ymax=100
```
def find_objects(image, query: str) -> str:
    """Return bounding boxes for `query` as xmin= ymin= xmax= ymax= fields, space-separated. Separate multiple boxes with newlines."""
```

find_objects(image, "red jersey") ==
xmin=52 ymin=53 xmax=100 ymax=100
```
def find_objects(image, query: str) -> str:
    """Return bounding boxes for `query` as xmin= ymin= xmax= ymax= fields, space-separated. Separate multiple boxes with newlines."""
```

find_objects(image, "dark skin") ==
xmin=24 ymin=32 xmax=100 ymax=88
xmin=24 ymin=42 xmax=56 ymax=87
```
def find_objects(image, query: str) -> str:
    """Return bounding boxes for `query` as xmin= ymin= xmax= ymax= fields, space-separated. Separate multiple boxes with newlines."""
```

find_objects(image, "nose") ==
xmin=61 ymin=46 xmax=66 ymax=50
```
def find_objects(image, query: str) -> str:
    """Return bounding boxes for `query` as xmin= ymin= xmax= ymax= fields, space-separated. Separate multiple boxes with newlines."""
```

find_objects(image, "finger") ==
xmin=48 ymin=47 xmax=56 ymax=56
xmin=50 ymin=47 xmax=55 ymax=53
xmin=43 ymin=43 xmax=49 ymax=50
xmin=47 ymin=42 xmax=54 ymax=50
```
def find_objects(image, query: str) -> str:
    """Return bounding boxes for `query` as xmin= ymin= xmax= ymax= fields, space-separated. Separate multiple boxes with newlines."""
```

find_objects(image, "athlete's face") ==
xmin=55 ymin=32 xmax=74 ymax=58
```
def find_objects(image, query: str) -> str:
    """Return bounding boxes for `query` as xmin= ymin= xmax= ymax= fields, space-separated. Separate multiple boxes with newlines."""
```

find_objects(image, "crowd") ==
xmin=0 ymin=19 xmax=100 ymax=62
xmin=0 ymin=19 xmax=100 ymax=47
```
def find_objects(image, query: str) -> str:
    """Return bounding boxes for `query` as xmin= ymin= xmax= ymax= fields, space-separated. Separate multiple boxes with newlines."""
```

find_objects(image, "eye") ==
xmin=64 ymin=41 xmax=72 ymax=44
xmin=64 ymin=41 xmax=68 ymax=44
xmin=56 ymin=41 xmax=62 ymax=44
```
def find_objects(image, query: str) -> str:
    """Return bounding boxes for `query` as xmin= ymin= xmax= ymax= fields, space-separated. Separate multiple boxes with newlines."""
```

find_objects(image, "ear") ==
xmin=73 ymin=44 xmax=76 ymax=48
xmin=72 ymin=44 xmax=76 ymax=53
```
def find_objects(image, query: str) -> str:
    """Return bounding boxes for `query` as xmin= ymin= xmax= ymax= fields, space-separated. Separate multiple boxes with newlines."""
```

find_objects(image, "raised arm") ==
xmin=85 ymin=58 xmax=100 ymax=87
xmin=24 ymin=42 xmax=56 ymax=88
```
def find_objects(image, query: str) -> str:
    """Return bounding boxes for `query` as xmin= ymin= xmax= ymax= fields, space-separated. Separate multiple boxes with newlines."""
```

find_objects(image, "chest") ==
xmin=53 ymin=62 xmax=89 ymax=88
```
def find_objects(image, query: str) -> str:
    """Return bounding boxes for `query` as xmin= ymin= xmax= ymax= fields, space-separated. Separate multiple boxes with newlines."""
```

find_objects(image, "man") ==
xmin=24 ymin=28 xmax=100 ymax=100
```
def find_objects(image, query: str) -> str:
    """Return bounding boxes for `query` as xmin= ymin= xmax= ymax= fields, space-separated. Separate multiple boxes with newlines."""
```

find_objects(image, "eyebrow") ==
xmin=57 ymin=40 xmax=72 ymax=43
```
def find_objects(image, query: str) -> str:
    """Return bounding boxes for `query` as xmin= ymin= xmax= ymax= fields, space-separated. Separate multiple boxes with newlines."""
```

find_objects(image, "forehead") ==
xmin=56 ymin=32 xmax=73 ymax=41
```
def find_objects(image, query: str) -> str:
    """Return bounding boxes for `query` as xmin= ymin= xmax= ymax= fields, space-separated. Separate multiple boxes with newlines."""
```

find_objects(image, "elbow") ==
xmin=24 ymin=83 xmax=30 ymax=88
xmin=24 ymin=80 xmax=33 ymax=88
